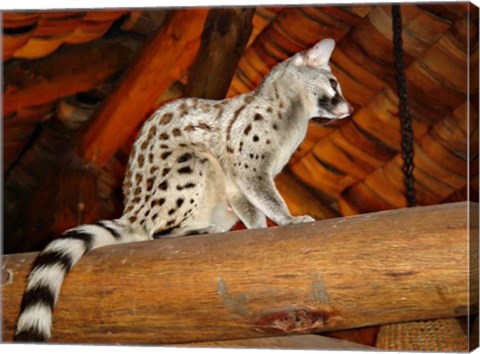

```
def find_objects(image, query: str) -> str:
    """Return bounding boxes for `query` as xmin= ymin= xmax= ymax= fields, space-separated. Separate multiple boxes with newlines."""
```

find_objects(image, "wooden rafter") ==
xmin=76 ymin=9 xmax=209 ymax=168
xmin=185 ymin=7 xmax=255 ymax=99
xmin=2 ymin=202 xmax=474 ymax=343
xmin=289 ymin=6 xmax=475 ymax=214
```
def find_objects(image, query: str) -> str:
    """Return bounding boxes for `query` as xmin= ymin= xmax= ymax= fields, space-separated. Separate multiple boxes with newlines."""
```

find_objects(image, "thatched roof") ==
xmin=3 ymin=4 xmax=478 ymax=253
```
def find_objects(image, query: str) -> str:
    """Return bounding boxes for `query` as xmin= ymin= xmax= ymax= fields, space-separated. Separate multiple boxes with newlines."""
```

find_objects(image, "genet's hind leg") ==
xmin=153 ymin=147 xmax=238 ymax=238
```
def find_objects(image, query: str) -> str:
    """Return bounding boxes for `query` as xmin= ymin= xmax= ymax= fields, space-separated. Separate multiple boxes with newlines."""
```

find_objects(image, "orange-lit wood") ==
xmin=76 ymin=9 xmax=208 ymax=168
xmin=185 ymin=8 xmax=255 ymax=99
xmin=4 ymin=38 xmax=137 ymax=116
xmin=2 ymin=202 xmax=474 ymax=343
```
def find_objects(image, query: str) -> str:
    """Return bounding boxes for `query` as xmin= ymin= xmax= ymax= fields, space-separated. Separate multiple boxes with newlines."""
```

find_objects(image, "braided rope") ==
xmin=392 ymin=5 xmax=416 ymax=207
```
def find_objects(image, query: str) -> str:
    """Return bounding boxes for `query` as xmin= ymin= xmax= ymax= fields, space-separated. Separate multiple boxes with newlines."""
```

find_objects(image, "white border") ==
xmin=2 ymin=0 xmax=479 ymax=354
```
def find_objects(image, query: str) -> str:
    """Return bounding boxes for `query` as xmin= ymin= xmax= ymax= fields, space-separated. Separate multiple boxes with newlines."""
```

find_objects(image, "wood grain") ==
xmin=3 ymin=37 xmax=137 ymax=116
xmin=185 ymin=8 xmax=255 ymax=99
xmin=2 ymin=202 xmax=475 ymax=344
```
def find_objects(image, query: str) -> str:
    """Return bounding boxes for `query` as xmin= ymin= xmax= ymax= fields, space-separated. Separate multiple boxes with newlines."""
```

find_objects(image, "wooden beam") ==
xmin=184 ymin=7 xmax=255 ymax=99
xmin=2 ymin=202 xmax=476 ymax=344
xmin=76 ymin=9 xmax=208 ymax=168
xmin=3 ymin=36 xmax=138 ymax=117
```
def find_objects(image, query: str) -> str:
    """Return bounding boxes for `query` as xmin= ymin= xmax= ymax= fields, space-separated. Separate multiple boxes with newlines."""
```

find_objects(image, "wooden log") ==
xmin=76 ymin=9 xmax=208 ymax=168
xmin=184 ymin=8 xmax=255 ymax=99
xmin=174 ymin=334 xmax=374 ymax=350
xmin=3 ymin=36 xmax=139 ymax=116
xmin=2 ymin=202 xmax=475 ymax=344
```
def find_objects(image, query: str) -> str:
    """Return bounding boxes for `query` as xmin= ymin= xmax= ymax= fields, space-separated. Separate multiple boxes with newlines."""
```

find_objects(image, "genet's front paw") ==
xmin=291 ymin=215 xmax=315 ymax=224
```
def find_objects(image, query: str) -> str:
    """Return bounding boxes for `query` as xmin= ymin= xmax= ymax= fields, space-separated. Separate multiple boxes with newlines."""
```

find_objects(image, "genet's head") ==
xmin=290 ymin=38 xmax=353 ymax=120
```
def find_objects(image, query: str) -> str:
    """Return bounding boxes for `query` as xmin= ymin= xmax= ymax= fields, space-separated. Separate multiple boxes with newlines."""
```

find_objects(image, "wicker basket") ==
xmin=376 ymin=319 xmax=468 ymax=351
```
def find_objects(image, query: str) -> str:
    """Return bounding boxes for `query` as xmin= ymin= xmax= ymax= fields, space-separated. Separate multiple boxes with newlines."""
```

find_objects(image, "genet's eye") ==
xmin=329 ymin=79 xmax=337 ymax=89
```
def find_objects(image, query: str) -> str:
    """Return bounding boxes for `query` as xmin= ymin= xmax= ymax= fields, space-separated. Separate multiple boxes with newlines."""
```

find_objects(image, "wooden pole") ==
xmin=185 ymin=7 xmax=255 ymax=99
xmin=76 ymin=9 xmax=208 ymax=168
xmin=2 ymin=202 xmax=476 ymax=344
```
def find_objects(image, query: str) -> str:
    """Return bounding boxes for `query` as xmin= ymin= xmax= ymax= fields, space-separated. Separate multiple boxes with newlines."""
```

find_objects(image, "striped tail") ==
xmin=13 ymin=219 xmax=145 ymax=342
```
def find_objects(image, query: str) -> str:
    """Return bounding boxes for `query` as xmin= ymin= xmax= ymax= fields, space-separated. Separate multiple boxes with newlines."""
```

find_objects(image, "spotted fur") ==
xmin=14 ymin=38 xmax=351 ymax=342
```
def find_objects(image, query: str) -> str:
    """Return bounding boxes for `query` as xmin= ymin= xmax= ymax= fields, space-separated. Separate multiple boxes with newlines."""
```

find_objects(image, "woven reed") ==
xmin=376 ymin=319 xmax=468 ymax=351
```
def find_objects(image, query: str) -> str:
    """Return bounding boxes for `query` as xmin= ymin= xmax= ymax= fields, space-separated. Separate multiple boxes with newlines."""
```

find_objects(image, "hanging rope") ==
xmin=392 ymin=5 xmax=416 ymax=207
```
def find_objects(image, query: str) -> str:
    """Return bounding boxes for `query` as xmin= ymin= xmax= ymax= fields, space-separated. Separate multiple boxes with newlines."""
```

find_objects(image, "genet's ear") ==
xmin=293 ymin=38 xmax=335 ymax=67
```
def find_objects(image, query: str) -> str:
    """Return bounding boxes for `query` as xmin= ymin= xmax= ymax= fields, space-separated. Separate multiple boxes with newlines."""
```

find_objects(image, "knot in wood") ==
xmin=2 ymin=268 xmax=12 ymax=285
xmin=254 ymin=307 xmax=342 ymax=334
